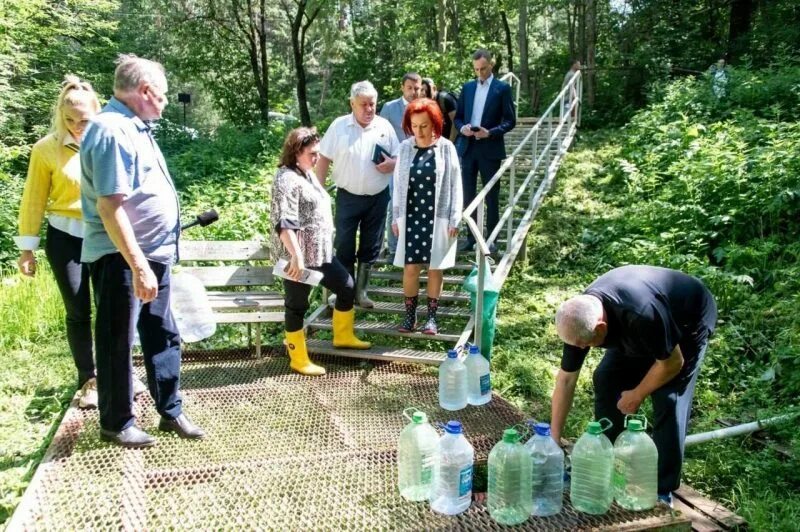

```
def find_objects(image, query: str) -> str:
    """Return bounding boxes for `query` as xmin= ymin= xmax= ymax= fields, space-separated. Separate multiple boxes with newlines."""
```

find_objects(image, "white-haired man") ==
xmin=316 ymin=81 xmax=399 ymax=309
xmin=81 ymin=54 xmax=204 ymax=447
xmin=551 ymin=265 xmax=716 ymax=506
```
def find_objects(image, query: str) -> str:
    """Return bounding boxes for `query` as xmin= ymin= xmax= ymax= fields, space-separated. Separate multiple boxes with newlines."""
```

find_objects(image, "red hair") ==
xmin=402 ymin=98 xmax=444 ymax=138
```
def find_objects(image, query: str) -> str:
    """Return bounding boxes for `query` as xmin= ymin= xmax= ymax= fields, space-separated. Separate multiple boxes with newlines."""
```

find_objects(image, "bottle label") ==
xmin=459 ymin=465 xmax=473 ymax=496
xmin=479 ymin=373 xmax=491 ymax=395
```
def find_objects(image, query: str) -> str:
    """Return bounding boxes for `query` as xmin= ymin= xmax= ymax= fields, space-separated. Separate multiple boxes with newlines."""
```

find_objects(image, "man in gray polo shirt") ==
xmin=81 ymin=54 xmax=204 ymax=447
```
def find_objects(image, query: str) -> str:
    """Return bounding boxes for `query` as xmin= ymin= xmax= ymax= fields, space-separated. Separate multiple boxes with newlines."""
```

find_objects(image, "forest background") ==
xmin=1 ymin=0 xmax=799 ymax=528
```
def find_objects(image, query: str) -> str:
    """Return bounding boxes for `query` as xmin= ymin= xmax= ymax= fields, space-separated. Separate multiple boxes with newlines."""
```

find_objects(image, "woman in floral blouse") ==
xmin=271 ymin=127 xmax=370 ymax=375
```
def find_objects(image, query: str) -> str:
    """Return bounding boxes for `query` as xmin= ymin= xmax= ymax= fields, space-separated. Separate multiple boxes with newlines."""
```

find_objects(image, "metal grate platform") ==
xmin=10 ymin=348 xmax=689 ymax=531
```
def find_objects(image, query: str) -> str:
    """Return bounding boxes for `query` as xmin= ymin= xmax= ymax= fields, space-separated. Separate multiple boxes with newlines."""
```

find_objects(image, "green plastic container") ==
xmin=613 ymin=415 xmax=658 ymax=510
xmin=570 ymin=418 xmax=614 ymax=515
xmin=488 ymin=428 xmax=533 ymax=525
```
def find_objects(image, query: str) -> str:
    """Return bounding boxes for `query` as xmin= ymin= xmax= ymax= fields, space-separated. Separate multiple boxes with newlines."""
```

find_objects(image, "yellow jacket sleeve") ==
xmin=18 ymin=139 xmax=54 ymax=237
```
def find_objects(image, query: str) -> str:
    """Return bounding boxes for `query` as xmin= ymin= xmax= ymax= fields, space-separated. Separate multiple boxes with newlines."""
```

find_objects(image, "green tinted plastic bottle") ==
xmin=488 ymin=428 xmax=533 ymax=525
xmin=613 ymin=415 xmax=658 ymax=510
xmin=398 ymin=408 xmax=439 ymax=501
xmin=570 ymin=419 xmax=614 ymax=515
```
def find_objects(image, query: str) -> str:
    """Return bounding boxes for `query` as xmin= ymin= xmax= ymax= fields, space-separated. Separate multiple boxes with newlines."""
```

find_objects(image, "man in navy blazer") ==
xmin=454 ymin=49 xmax=516 ymax=252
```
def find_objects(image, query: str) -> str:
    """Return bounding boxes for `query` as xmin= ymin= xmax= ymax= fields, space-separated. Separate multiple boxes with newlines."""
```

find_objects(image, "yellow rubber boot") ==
xmin=332 ymin=309 xmax=371 ymax=349
xmin=285 ymin=329 xmax=326 ymax=376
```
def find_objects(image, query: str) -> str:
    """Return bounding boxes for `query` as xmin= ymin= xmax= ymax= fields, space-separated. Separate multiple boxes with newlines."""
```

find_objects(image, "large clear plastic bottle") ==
xmin=613 ymin=416 xmax=658 ymax=511
xmin=439 ymin=349 xmax=468 ymax=411
xmin=570 ymin=418 xmax=615 ymax=515
xmin=430 ymin=421 xmax=474 ymax=515
xmin=398 ymin=408 xmax=439 ymax=501
xmin=488 ymin=427 xmax=533 ymax=525
xmin=525 ymin=422 xmax=564 ymax=516
xmin=464 ymin=344 xmax=492 ymax=405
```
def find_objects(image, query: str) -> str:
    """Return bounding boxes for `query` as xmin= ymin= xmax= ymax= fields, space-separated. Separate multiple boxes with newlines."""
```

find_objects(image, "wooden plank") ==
xmin=205 ymin=291 xmax=284 ymax=309
xmin=179 ymin=240 xmax=269 ymax=261
xmin=672 ymin=498 xmax=724 ymax=532
xmin=213 ymin=311 xmax=284 ymax=323
xmin=599 ymin=513 xmax=692 ymax=532
xmin=182 ymin=266 xmax=274 ymax=287
xmin=675 ymin=485 xmax=747 ymax=529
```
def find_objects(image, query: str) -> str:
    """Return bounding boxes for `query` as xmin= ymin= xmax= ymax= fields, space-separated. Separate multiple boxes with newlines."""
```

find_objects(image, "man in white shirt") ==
xmin=379 ymin=72 xmax=422 ymax=261
xmin=316 ymin=81 xmax=399 ymax=307
xmin=453 ymin=49 xmax=516 ymax=253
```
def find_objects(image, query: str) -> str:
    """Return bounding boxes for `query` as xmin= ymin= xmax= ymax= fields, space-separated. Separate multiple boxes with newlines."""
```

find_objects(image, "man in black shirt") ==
xmin=550 ymin=265 xmax=717 ymax=503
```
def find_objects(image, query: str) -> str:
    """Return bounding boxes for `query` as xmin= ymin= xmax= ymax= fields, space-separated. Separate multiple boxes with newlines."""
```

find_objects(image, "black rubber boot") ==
xmin=355 ymin=262 xmax=375 ymax=308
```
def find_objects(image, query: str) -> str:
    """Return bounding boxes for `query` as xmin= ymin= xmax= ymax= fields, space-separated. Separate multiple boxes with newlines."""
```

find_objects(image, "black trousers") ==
xmin=283 ymin=257 xmax=355 ymax=332
xmin=593 ymin=340 xmax=709 ymax=495
xmin=90 ymin=253 xmax=182 ymax=432
xmin=334 ymin=186 xmax=389 ymax=274
xmin=461 ymin=154 xmax=502 ymax=244
xmin=44 ymin=224 xmax=95 ymax=387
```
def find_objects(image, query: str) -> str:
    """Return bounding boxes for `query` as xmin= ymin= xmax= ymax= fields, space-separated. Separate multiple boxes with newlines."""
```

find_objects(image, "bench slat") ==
xmin=213 ymin=311 xmax=284 ymax=323
xmin=180 ymin=240 xmax=270 ymax=261
xmin=205 ymin=291 xmax=284 ymax=310
xmin=182 ymin=266 xmax=274 ymax=287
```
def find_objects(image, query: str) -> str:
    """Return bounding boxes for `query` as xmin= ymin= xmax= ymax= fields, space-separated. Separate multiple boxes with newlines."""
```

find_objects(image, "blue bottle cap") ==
xmin=444 ymin=421 xmax=462 ymax=434
xmin=534 ymin=422 xmax=551 ymax=436
xmin=447 ymin=349 xmax=458 ymax=358
xmin=468 ymin=345 xmax=480 ymax=355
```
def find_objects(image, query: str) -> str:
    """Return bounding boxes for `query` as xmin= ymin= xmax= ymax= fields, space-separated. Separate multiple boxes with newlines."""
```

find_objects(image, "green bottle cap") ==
xmin=502 ymin=428 xmax=520 ymax=443
xmin=412 ymin=411 xmax=427 ymax=424
xmin=627 ymin=419 xmax=644 ymax=431
xmin=587 ymin=421 xmax=603 ymax=434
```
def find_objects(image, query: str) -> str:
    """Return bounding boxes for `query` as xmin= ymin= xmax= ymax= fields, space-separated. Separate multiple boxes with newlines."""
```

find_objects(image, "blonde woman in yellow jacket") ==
xmin=15 ymin=76 xmax=143 ymax=408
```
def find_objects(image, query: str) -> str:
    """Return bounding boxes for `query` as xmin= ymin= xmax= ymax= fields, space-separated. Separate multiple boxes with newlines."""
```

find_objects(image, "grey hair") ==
xmin=555 ymin=295 xmax=603 ymax=343
xmin=349 ymin=80 xmax=378 ymax=101
xmin=114 ymin=54 xmax=166 ymax=93
xmin=472 ymin=49 xmax=493 ymax=62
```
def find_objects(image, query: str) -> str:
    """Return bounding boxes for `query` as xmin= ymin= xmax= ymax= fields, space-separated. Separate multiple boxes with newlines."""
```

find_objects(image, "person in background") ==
xmin=550 ymin=265 xmax=717 ymax=507
xmin=391 ymin=99 xmax=462 ymax=334
xmin=15 ymin=75 xmax=147 ymax=409
xmin=379 ymin=72 xmax=422 ymax=263
xmin=708 ymin=58 xmax=729 ymax=99
xmin=561 ymin=59 xmax=581 ymax=119
xmin=316 ymin=81 xmax=399 ymax=308
xmin=421 ymin=78 xmax=458 ymax=142
xmin=271 ymin=127 xmax=371 ymax=376
xmin=453 ymin=49 xmax=516 ymax=253
xmin=80 ymin=54 xmax=204 ymax=447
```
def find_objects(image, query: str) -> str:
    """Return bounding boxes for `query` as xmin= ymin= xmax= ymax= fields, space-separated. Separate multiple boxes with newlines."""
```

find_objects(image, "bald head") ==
xmin=555 ymin=294 xmax=605 ymax=347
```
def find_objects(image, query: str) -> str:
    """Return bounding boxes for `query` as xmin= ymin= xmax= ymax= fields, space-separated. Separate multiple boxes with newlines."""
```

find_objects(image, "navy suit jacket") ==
xmin=454 ymin=76 xmax=516 ymax=160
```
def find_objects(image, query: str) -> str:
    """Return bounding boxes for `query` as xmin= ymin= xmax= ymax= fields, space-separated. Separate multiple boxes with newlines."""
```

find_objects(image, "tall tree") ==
xmin=728 ymin=0 xmax=755 ymax=60
xmin=280 ymin=0 xmax=323 ymax=126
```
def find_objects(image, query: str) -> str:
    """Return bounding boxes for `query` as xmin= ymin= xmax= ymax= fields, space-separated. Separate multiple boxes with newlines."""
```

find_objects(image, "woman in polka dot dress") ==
xmin=391 ymin=99 xmax=463 ymax=334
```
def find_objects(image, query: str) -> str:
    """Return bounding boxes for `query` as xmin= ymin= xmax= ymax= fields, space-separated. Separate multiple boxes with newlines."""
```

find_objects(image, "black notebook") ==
xmin=372 ymin=143 xmax=391 ymax=165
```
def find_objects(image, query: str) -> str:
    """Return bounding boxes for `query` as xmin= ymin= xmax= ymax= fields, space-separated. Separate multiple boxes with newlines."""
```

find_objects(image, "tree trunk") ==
xmin=518 ymin=0 xmax=529 ymax=106
xmin=449 ymin=1 xmax=462 ymax=62
xmin=728 ymin=0 xmax=755 ymax=60
xmin=584 ymin=0 xmax=596 ymax=107
xmin=567 ymin=2 xmax=576 ymax=60
xmin=283 ymin=0 xmax=320 ymax=127
xmin=501 ymin=10 xmax=513 ymax=73
xmin=437 ymin=0 xmax=448 ymax=53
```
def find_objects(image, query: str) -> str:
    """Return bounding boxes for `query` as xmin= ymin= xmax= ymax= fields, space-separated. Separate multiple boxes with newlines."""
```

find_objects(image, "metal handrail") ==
xmin=459 ymin=71 xmax=582 ymax=350
xmin=499 ymin=72 xmax=521 ymax=119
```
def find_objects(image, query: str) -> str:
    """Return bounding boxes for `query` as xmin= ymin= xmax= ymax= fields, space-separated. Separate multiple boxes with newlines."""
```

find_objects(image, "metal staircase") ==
xmin=305 ymin=72 xmax=582 ymax=365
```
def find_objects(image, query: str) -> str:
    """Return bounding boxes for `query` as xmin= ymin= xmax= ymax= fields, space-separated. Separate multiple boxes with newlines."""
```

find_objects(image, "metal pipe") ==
xmin=685 ymin=412 xmax=798 ymax=446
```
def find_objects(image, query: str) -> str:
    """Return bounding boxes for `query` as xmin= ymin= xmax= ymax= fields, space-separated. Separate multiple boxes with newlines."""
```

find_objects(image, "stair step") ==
xmin=309 ymin=318 xmax=461 ymax=342
xmin=357 ymin=300 xmax=470 ymax=318
xmin=306 ymin=339 xmax=446 ymax=365
xmin=371 ymin=271 xmax=466 ymax=284
xmin=375 ymin=258 xmax=475 ymax=271
xmin=368 ymin=286 xmax=471 ymax=302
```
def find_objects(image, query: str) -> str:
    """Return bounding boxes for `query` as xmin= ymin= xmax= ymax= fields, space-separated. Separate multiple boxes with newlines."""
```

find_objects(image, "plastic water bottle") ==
xmin=570 ymin=418 xmax=615 ymax=515
xmin=525 ymin=422 xmax=564 ymax=516
xmin=439 ymin=349 xmax=468 ymax=411
xmin=430 ymin=421 xmax=474 ymax=515
xmin=464 ymin=344 xmax=491 ymax=405
xmin=398 ymin=408 xmax=439 ymax=501
xmin=614 ymin=415 xmax=658 ymax=511
xmin=488 ymin=427 xmax=533 ymax=525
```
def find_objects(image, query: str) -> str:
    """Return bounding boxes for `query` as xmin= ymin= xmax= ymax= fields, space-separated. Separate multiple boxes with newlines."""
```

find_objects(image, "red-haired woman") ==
xmin=391 ymin=99 xmax=463 ymax=334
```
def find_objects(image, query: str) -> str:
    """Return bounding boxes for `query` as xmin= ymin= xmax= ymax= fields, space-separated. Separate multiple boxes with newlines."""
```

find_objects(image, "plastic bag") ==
xmin=462 ymin=259 xmax=499 ymax=360
xmin=170 ymin=271 xmax=217 ymax=343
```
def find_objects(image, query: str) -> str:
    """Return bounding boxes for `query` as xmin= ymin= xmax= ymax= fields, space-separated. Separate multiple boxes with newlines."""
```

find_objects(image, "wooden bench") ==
xmin=178 ymin=240 xmax=284 ymax=357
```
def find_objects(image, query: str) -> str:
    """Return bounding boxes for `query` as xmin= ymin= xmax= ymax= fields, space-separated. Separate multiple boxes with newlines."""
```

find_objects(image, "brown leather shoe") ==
xmin=159 ymin=413 xmax=205 ymax=439
xmin=100 ymin=426 xmax=156 ymax=448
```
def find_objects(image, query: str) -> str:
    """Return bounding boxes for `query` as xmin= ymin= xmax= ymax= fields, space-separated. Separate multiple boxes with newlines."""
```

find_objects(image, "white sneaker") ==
xmin=133 ymin=377 xmax=148 ymax=398
xmin=78 ymin=378 xmax=98 ymax=409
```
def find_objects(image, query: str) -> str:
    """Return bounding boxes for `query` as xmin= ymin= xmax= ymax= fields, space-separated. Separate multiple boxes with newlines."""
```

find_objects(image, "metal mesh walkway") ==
xmin=10 ymin=349 xmax=689 ymax=531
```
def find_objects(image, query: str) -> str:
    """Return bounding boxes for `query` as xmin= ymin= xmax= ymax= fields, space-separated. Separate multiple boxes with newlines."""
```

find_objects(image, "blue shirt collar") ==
xmin=107 ymin=97 xmax=149 ymax=131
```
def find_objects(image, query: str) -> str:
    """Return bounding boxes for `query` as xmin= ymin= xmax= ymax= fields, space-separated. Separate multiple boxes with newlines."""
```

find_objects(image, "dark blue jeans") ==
xmin=593 ymin=340 xmax=709 ymax=495
xmin=90 ymin=253 xmax=182 ymax=432
xmin=334 ymin=186 xmax=389 ymax=274
xmin=44 ymin=224 xmax=95 ymax=386
xmin=460 ymin=154 xmax=502 ymax=245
